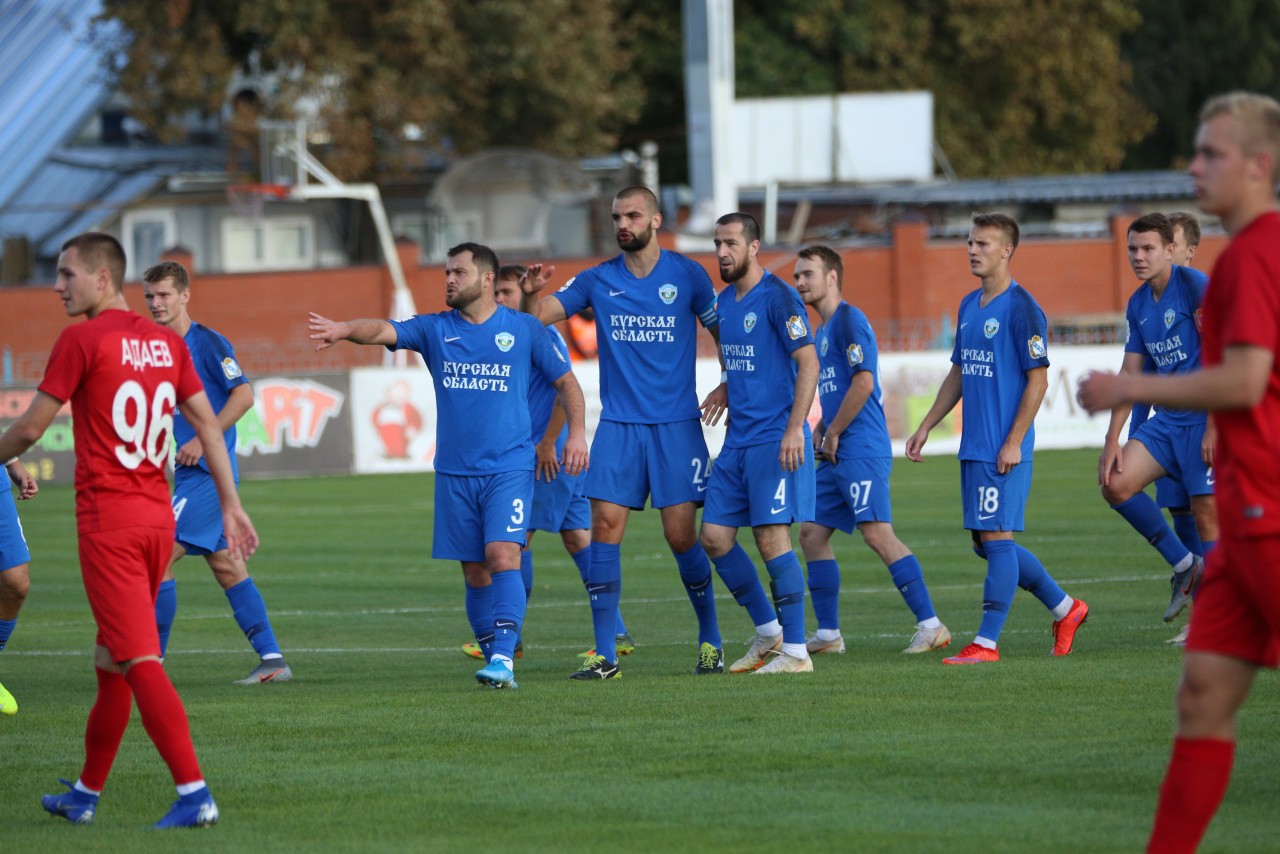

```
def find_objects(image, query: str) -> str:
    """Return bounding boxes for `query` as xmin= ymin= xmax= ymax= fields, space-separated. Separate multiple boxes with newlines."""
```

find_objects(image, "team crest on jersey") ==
xmin=557 ymin=276 xmax=575 ymax=293
xmin=984 ymin=318 xmax=1000 ymax=338
xmin=1027 ymin=335 xmax=1046 ymax=360
xmin=847 ymin=343 xmax=863 ymax=366
xmin=658 ymin=283 xmax=677 ymax=304
xmin=495 ymin=332 xmax=515 ymax=352
xmin=819 ymin=336 xmax=829 ymax=356
xmin=786 ymin=315 xmax=807 ymax=340
xmin=744 ymin=312 xmax=757 ymax=333
xmin=221 ymin=357 xmax=242 ymax=380
xmin=1164 ymin=308 xmax=1176 ymax=329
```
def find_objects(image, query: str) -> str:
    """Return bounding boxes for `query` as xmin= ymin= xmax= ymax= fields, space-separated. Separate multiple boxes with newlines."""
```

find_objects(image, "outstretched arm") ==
xmin=309 ymin=313 xmax=397 ymax=350
xmin=1079 ymin=345 xmax=1275 ymax=413
xmin=518 ymin=264 xmax=568 ymax=326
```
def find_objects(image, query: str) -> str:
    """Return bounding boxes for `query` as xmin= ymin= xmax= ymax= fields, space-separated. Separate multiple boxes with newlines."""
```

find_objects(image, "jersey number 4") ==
xmin=113 ymin=380 xmax=176 ymax=470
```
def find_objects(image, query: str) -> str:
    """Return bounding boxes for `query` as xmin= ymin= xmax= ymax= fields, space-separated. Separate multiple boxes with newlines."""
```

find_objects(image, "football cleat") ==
xmin=694 ymin=642 xmax=724 ymax=675
xmin=1165 ymin=557 xmax=1204 ymax=622
xmin=1167 ymin=624 xmax=1190 ymax=647
xmin=41 ymin=779 xmax=98 ymax=825
xmin=153 ymin=786 xmax=218 ymax=829
xmin=903 ymin=623 xmax=952 ymax=654
xmin=463 ymin=641 xmax=522 ymax=660
xmin=805 ymin=633 xmax=846 ymax=655
xmin=474 ymin=659 xmax=518 ymax=690
xmin=0 ymin=679 xmax=16 ymax=715
xmin=578 ymin=633 xmax=636 ymax=659
xmin=569 ymin=654 xmax=621 ymax=680
xmin=942 ymin=643 xmax=1000 ymax=665
xmin=753 ymin=650 xmax=814 ymax=674
xmin=233 ymin=658 xmax=293 ymax=685
xmin=1051 ymin=598 xmax=1089 ymax=656
xmin=729 ymin=632 xmax=783 ymax=673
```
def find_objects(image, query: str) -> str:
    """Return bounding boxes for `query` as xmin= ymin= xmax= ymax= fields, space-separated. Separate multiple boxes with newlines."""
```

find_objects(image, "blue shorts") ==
xmin=530 ymin=469 xmax=590 ymax=533
xmin=1155 ymin=475 xmax=1190 ymax=510
xmin=960 ymin=460 xmax=1032 ymax=532
xmin=433 ymin=470 xmax=534 ymax=562
xmin=0 ymin=487 xmax=31 ymax=572
xmin=173 ymin=469 xmax=226 ymax=556
xmin=1132 ymin=416 xmax=1213 ymax=498
xmin=703 ymin=441 xmax=815 ymax=528
xmin=813 ymin=456 xmax=894 ymax=534
xmin=585 ymin=419 xmax=710 ymax=510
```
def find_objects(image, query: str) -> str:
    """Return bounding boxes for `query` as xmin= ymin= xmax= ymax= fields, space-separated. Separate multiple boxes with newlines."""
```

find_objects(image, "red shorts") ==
xmin=79 ymin=526 xmax=172 ymax=662
xmin=1186 ymin=535 xmax=1280 ymax=668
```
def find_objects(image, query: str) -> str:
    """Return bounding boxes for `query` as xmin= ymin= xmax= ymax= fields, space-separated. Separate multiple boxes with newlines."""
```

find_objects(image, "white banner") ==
xmin=348 ymin=345 xmax=1127 ymax=472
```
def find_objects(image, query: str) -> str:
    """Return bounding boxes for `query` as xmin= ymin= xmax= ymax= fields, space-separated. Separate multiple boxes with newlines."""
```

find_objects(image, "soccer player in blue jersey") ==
xmin=520 ymin=186 xmax=726 ymax=680
xmin=906 ymin=213 xmax=1088 ymax=664
xmin=1096 ymin=214 xmax=1215 ymax=624
xmin=142 ymin=262 xmax=292 ymax=684
xmin=0 ymin=457 xmax=37 ymax=714
xmin=793 ymin=245 xmax=952 ymax=656
xmin=459 ymin=266 xmax=631 ymax=660
xmin=700 ymin=212 xmax=818 ymax=674
xmin=310 ymin=242 xmax=588 ymax=689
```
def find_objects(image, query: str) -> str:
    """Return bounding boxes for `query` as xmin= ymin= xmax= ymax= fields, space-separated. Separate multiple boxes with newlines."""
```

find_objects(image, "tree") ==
xmin=94 ymin=0 xmax=643 ymax=181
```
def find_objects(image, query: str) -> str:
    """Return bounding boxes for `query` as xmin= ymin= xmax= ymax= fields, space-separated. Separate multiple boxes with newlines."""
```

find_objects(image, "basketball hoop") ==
xmin=226 ymin=183 xmax=290 ymax=222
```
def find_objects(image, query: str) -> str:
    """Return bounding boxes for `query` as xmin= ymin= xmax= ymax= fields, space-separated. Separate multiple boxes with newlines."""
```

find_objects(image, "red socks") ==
xmin=80 ymin=667 xmax=133 ymax=791
xmin=122 ymin=660 xmax=203 ymax=786
xmin=1147 ymin=736 xmax=1235 ymax=854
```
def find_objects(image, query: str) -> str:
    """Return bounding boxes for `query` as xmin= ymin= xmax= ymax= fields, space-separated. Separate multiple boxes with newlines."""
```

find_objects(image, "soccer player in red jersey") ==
xmin=1079 ymin=92 xmax=1280 ymax=854
xmin=0 ymin=233 xmax=258 ymax=828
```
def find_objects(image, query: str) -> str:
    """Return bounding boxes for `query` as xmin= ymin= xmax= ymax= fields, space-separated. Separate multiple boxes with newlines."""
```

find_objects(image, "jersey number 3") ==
xmin=113 ymin=380 xmax=176 ymax=470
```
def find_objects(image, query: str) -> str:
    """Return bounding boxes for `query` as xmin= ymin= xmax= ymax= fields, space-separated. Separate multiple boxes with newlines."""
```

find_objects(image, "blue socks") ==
xmin=711 ymin=544 xmax=775 ymax=627
xmin=155 ymin=579 xmax=177 ymax=657
xmin=489 ymin=569 xmax=526 ymax=660
xmin=225 ymin=578 xmax=282 ymax=658
xmin=0 ymin=615 xmax=15 ymax=654
xmin=977 ymin=540 xmax=1018 ymax=644
xmin=1012 ymin=545 xmax=1067 ymax=611
xmin=806 ymin=559 xmax=841 ymax=630
xmin=888 ymin=555 xmax=937 ymax=622
xmin=674 ymin=543 xmax=721 ymax=647
xmin=519 ymin=549 xmax=534 ymax=601
xmin=1171 ymin=512 xmax=1204 ymax=558
xmin=573 ymin=545 xmax=627 ymax=636
xmin=1113 ymin=494 xmax=1192 ymax=568
xmin=764 ymin=552 xmax=806 ymax=645
xmin=465 ymin=583 xmax=495 ymax=660
xmin=587 ymin=543 xmax=623 ymax=662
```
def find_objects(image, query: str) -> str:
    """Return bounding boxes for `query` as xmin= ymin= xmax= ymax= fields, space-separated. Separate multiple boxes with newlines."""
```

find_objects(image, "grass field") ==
xmin=2 ymin=447 xmax=1277 ymax=852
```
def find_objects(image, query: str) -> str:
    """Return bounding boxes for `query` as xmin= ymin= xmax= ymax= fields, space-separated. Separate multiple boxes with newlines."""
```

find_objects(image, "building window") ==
xmin=122 ymin=209 xmax=176 ymax=281
xmin=222 ymin=216 xmax=315 ymax=272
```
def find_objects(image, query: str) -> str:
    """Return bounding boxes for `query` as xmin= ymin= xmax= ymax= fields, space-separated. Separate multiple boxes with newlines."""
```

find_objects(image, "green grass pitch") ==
xmin=2 ymin=448 xmax=1277 ymax=852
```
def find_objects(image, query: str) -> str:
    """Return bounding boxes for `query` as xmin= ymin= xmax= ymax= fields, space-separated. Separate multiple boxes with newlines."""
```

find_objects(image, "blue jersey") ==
xmin=815 ymin=301 xmax=890 ymax=459
xmin=951 ymin=282 xmax=1050 ymax=463
xmin=173 ymin=322 xmax=247 ymax=480
xmin=1123 ymin=264 xmax=1209 ymax=427
xmin=390 ymin=306 xmax=569 ymax=476
xmin=552 ymin=249 xmax=718 ymax=424
xmin=528 ymin=325 xmax=572 ymax=456
xmin=716 ymin=271 xmax=813 ymax=449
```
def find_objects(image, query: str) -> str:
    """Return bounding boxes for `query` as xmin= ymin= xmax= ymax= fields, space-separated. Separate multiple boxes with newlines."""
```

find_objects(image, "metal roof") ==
xmin=738 ymin=170 xmax=1196 ymax=207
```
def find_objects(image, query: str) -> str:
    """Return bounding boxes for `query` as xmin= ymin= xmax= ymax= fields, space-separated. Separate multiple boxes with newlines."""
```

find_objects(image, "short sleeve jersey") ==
xmin=951 ymin=282 xmax=1050 ymax=463
xmin=552 ymin=250 xmax=718 ymax=424
xmin=389 ymin=305 xmax=569 ymax=476
xmin=815 ymin=301 xmax=891 ymax=458
xmin=173 ymin=322 xmax=248 ymax=480
xmin=716 ymin=271 xmax=813 ymax=449
xmin=527 ymin=325 xmax=572 ymax=455
xmin=38 ymin=309 xmax=204 ymax=533
xmin=1123 ymin=264 xmax=1210 ymax=426
xmin=1200 ymin=211 xmax=1280 ymax=538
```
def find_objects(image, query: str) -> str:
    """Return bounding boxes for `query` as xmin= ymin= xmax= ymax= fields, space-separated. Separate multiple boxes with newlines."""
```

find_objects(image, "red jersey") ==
xmin=1201 ymin=211 xmax=1280 ymax=538
xmin=38 ymin=309 xmax=204 ymax=533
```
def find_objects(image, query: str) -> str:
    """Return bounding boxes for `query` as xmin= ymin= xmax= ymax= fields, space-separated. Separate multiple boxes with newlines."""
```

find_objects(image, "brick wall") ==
xmin=0 ymin=220 xmax=1227 ymax=384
